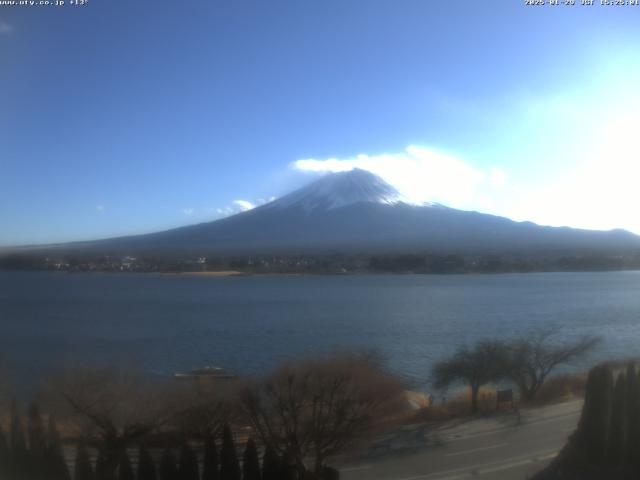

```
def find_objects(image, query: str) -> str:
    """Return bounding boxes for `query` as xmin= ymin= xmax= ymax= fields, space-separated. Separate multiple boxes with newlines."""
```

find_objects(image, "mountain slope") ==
xmin=11 ymin=169 xmax=640 ymax=257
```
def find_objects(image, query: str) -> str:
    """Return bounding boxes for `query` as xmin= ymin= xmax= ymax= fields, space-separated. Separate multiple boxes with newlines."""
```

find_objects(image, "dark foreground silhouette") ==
xmin=535 ymin=363 xmax=640 ymax=480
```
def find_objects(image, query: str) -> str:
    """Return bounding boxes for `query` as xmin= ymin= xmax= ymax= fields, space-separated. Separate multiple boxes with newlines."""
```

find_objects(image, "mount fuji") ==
xmin=11 ymin=169 xmax=640 ymax=257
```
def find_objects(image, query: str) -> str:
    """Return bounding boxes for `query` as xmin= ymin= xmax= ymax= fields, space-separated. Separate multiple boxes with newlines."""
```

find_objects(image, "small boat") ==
xmin=174 ymin=366 xmax=236 ymax=379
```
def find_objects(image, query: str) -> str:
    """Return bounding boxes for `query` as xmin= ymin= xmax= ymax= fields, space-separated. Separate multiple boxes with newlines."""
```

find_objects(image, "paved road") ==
xmin=340 ymin=403 xmax=581 ymax=480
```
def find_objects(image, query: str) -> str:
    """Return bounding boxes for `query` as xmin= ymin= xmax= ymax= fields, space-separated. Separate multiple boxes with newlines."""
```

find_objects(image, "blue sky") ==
xmin=2 ymin=1 xmax=640 ymax=245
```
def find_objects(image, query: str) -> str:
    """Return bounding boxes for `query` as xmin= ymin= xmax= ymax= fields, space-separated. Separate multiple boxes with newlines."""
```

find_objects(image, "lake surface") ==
xmin=2 ymin=271 xmax=640 ymax=392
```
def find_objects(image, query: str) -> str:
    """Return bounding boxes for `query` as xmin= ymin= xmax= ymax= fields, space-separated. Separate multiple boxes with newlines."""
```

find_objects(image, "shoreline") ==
xmin=4 ymin=268 xmax=640 ymax=277
xmin=162 ymin=270 xmax=312 ymax=277
xmin=164 ymin=270 xmax=246 ymax=277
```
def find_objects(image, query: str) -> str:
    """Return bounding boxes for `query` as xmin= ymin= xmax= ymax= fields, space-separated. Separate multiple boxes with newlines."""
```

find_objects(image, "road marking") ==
xmin=476 ymin=452 xmax=557 ymax=476
xmin=444 ymin=443 xmax=507 ymax=457
xmin=390 ymin=449 xmax=558 ymax=480
xmin=445 ymin=410 xmax=580 ymax=443
xmin=341 ymin=465 xmax=373 ymax=472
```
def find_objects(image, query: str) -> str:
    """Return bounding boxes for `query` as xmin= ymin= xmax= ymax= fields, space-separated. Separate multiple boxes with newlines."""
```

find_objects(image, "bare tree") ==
xmin=432 ymin=340 xmax=509 ymax=413
xmin=507 ymin=331 xmax=599 ymax=402
xmin=42 ymin=366 xmax=178 ymax=476
xmin=171 ymin=377 xmax=241 ymax=440
xmin=241 ymin=352 xmax=404 ymax=476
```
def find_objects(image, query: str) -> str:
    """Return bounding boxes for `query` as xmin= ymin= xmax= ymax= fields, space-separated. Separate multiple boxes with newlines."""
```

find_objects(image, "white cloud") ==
xmin=215 ymin=198 xmax=275 ymax=217
xmin=0 ymin=22 xmax=13 ymax=35
xmin=233 ymin=199 xmax=255 ymax=212
xmin=215 ymin=200 xmax=253 ymax=217
xmin=293 ymin=145 xmax=505 ymax=211
xmin=182 ymin=208 xmax=194 ymax=216
xmin=215 ymin=206 xmax=234 ymax=216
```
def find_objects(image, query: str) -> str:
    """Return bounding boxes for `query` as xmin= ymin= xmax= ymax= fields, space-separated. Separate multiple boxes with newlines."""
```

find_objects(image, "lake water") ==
xmin=2 ymin=270 xmax=640 ymax=392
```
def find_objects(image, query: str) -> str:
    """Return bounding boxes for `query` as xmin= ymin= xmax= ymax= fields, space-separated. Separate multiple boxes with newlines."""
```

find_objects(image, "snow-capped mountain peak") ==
xmin=267 ymin=169 xmax=409 ymax=212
